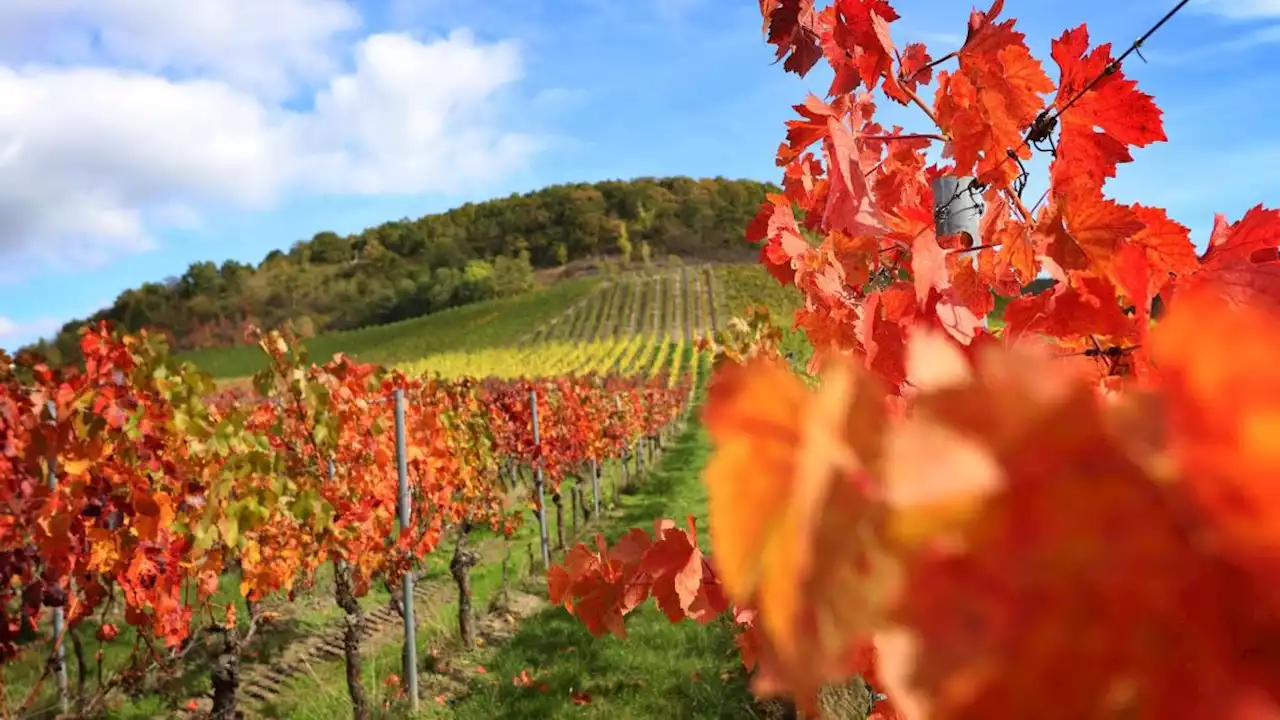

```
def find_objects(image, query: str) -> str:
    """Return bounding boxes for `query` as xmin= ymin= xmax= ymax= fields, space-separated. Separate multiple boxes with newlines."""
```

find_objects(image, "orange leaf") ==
xmin=702 ymin=356 xmax=898 ymax=713
xmin=640 ymin=517 xmax=728 ymax=624
xmin=933 ymin=3 xmax=1053 ymax=189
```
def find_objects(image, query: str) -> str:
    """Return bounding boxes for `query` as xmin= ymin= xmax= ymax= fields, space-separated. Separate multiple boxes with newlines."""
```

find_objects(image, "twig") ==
xmin=900 ymin=50 xmax=958 ymax=84
xmin=898 ymin=84 xmax=944 ymax=132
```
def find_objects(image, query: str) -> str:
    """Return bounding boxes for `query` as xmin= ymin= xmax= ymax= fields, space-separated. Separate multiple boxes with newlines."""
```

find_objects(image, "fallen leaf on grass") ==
xmin=512 ymin=669 xmax=551 ymax=692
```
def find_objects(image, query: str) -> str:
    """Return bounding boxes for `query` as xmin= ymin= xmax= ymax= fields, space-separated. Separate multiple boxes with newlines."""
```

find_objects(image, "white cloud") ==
xmin=0 ymin=66 xmax=296 ymax=272
xmin=1226 ymin=23 xmax=1280 ymax=49
xmin=298 ymin=31 xmax=538 ymax=195
xmin=0 ymin=0 xmax=361 ymax=100
xmin=655 ymin=0 xmax=704 ymax=24
xmin=0 ymin=3 xmax=542 ymax=282
xmin=911 ymin=30 xmax=965 ymax=47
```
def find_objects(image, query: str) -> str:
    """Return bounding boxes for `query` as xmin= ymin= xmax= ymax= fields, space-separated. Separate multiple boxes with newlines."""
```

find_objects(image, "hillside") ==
xmin=194 ymin=263 xmax=789 ymax=381
xmin=190 ymin=277 xmax=601 ymax=379
xmin=24 ymin=176 xmax=777 ymax=366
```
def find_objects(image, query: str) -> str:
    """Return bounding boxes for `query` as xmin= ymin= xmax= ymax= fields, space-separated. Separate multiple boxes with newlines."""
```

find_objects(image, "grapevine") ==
xmin=546 ymin=1 xmax=1280 ymax=718
xmin=405 ymin=267 xmax=714 ymax=381
xmin=0 ymin=321 xmax=693 ymax=717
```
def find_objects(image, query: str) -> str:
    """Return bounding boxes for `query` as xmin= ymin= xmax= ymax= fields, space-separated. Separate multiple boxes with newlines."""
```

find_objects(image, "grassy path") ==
xmin=442 ymin=381 xmax=758 ymax=719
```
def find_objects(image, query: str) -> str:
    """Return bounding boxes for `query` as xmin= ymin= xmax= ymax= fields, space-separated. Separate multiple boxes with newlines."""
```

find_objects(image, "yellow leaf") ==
xmin=60 ymin=457 xmax=91 ymax=476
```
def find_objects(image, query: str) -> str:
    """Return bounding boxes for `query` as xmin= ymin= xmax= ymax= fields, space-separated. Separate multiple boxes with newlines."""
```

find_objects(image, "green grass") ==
xmin=445 ymin=415 xmax=752 ymax=719
xmin=182 ymin=278 xmax=600 ymax=379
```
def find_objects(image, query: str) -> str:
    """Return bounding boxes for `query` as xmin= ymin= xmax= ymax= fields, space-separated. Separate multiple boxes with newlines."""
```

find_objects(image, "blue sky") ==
xmin=0 ymin=0 xmax=1276 ymax=351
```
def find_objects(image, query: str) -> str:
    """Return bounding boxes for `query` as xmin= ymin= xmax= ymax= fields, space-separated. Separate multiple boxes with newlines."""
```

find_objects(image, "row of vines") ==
xmin=526 ymin=265 xmax=718 ymax=346
xmin=0 ymin=323 xmax=692 ymax=719
xmin=408 ymin=264 xmax=717 ymax=382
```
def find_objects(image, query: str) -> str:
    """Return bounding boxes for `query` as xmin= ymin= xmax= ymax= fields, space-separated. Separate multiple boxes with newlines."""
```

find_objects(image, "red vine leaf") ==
xmin=1172 ymin=206 xmax=1280 ymax=313
xmin=760 ymin=0 xmax=824 ymax=77
xmin=640 ymin=517 xmax=728 ymax=624
xmin=1048 ymin=25 xmax=1166 ymax=191
xmin=934 ymin=2 xmax=1053 ymax=189
xmin=823 ymin=0 xmax=900 ymax=97
xmin=823 ymin=117 xmax=889 ymax=237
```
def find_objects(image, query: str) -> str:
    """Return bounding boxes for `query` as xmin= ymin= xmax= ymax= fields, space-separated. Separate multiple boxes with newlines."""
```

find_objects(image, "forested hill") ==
xmin=25 ymin=176 xmax=776 ymax=365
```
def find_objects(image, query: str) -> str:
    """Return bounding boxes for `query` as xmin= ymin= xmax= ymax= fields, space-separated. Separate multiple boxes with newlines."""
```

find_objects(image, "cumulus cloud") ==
xmin=298 ymin=32 xmax=537 ymax=195
xmin=0 ymin=1 xmax=542 ymax=281
xmin=0 ymin=0 xmax=361 ymax=99
xmin=0 ymin=66 xmax=296 ymax=271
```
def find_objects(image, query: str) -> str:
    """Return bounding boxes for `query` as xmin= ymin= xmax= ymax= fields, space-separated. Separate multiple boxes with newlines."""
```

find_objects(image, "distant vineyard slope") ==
xmin=23 ymin=176 xmax=776 ymax=365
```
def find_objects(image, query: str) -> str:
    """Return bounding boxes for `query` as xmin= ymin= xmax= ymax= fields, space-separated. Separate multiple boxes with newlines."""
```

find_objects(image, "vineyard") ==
xmin=0 ymin=292 xmax=713 ymax=719
xmin=11 ymin=0 xmax=1269 ymax=715
xmin=400 ymin=264 xmax=721 ymax=383
xmin=186 ymin=277 xmax=602 ymax=380
xmin=1 ymin=252 xmax=811 ymax=719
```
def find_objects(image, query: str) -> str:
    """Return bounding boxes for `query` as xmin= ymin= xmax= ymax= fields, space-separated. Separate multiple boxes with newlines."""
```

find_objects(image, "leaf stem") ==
xmin=1004 ymin=189 xmax=1034 ymax=223
xmin=900 ymin=85 xmax=945 ymax=134
xmin=900 ymin=50 xmax=958 ymax=84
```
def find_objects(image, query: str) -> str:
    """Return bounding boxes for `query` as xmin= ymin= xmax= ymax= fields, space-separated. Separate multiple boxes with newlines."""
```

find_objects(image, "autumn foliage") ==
xmin=0 ymin=322 xmax=689 ymax=716
xmin=547 ymin=1 xmax=1280 ymax=718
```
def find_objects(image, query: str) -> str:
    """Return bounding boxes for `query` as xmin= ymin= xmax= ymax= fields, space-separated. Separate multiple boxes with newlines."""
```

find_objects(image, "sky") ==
xmin=0 ymin=0 xmax=1276 ymax=351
